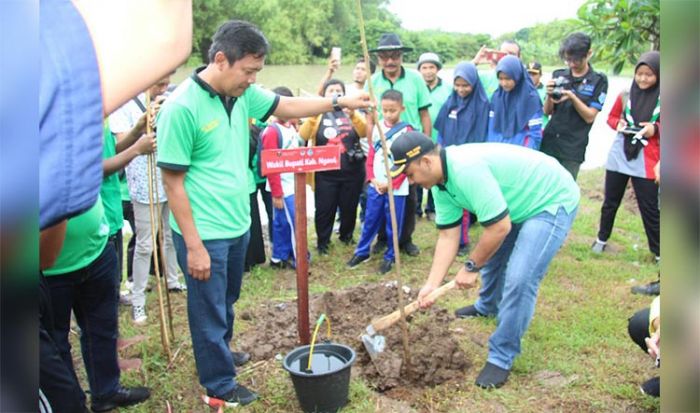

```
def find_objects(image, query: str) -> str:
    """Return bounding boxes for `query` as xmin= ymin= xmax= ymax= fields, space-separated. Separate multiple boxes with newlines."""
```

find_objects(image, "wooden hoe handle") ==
xmin=370 ymin=280 xmax=456 ymax=332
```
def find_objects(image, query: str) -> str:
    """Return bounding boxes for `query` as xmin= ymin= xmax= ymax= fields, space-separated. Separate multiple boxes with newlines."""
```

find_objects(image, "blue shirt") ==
xmin=40 ymin=0 xmax=103 ymax=230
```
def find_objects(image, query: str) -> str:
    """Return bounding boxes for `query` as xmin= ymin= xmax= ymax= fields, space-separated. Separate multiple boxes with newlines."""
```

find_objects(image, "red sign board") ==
xmin=260 ymin=145 xmax=341 ymax=175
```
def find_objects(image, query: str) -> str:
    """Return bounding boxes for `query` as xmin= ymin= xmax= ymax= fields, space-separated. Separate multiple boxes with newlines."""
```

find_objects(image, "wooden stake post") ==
xmin=355 ymin=0 xmax=412 ymax=368
xmin=145 ymin=91 xmax=173 ymax=361
xmin=261 ymin=145 xmax=342 ymax=344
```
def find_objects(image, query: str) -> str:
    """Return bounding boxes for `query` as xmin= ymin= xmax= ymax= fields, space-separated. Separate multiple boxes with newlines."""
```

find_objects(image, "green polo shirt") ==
xmin=426 ymin=78 xmax=452 ymax=142
xmin=369 ymin=67 xmax=431 ymax=132
xmin=156 ymin=68 xmax=279 ymax=240
xmin=99 ymin=121 xmax=124 ymax=235
xmin=478 ymin=69 xmax=499 ymax=99
xmin=431 ymin=143 xmax=579 ymax=228
xmin=44 ymin=196 xmax=110 ymax=275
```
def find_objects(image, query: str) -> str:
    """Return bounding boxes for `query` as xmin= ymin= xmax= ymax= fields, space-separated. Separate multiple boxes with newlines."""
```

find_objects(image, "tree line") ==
xmin=193 ymin=0 xmax=658 ymax=73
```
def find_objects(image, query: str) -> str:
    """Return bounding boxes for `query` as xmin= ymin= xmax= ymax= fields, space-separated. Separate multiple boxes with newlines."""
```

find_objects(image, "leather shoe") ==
xmin=91 ymin=385 xmax=150 ymax=412
xmin=231 ymin=351 xmax=251 ymax=367
xmin=631 ymin=280 xmax=659 ymax=296
xmin=454 ymin=305 xmax=487 ymax=318
xmin=401 ymin=242 xmax=420 ymax=256
xmin=475 ymin=362 xmax=510 ymax=388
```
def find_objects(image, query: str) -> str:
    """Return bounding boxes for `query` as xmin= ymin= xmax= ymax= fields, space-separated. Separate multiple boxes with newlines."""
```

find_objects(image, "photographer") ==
xmin=541 ymin=32 xmax=608 ymax=180
xmin=592 ymin=51 xmax=660 ymax=262
xmin=299 ymin=79 xmax=367 ymax=255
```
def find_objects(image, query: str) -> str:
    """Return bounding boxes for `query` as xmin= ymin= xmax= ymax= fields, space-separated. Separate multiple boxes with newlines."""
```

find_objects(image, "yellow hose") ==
xmin=306 ymin=313 xmax=332 ymax=371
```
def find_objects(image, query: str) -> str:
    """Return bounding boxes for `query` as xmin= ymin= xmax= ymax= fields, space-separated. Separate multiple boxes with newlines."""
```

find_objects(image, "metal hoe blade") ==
xmin=361 ymin=333 xmax=386 ymax=358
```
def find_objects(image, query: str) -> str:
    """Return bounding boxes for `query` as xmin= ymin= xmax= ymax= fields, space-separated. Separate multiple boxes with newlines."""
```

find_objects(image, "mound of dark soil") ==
xmin=238 ymin=282 xmax=470 ymax=390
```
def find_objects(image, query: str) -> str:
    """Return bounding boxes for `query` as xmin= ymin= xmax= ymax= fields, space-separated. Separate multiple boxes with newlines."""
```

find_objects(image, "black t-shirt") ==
xmin=541 ymin=65 xmax=608 ymax=163
xmin=315 ymin=110 xmax=365 ymax=177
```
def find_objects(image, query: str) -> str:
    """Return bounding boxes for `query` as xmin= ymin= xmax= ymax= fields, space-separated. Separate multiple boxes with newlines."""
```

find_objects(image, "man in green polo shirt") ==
xmin=157 ymin=20 xmax=369 ymax=407
xmin=390 ymin=132 xmax=579 ymax=389
xmin=368 ymin=32 xmax=431 ymax=257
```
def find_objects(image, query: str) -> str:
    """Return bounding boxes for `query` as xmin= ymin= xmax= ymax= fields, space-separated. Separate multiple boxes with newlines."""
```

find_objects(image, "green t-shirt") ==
xmin=427 ymin=78 xmax=453 ymax=142
xmin=369 ymin=67 xmax=432 ymax=132
xmin=478 ymin=69 xmax=499 ymax=99
xmin=431 ymin=143 xmax=580 ymax=227
xmin=99 ymin=121 xmax=124 ymax=235
xmin=156 ymin=71 xmax=278 ymax=240
xmin=535 ymin=83 xmax=550 ymax=129
xmin=44 ymin=195 xmax=110 ymax=275
xmin=119 ymin=175 xmax=130 ymax=201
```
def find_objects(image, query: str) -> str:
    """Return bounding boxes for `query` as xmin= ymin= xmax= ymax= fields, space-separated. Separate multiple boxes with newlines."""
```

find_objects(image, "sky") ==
xmin=386 ymin=0 xmax=585 ymax=37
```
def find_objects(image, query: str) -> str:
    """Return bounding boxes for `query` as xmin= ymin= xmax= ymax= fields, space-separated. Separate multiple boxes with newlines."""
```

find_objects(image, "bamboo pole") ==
xmin=152 ymin=123 xmax=175 ymax=339
xmin=355 ymin=0 xmax=411 ymax=370
xmin=145 ymin=91 xmax=172 ymax=360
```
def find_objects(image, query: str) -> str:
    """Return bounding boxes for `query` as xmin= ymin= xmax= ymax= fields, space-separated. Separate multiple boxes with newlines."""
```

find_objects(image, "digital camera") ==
xmin=550 ymin=76 xmax=571 ymax=100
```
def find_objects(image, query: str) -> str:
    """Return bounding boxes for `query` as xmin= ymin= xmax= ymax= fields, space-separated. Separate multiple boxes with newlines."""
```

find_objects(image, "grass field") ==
xmin=71 ymin=168 xmax=661 ymax=412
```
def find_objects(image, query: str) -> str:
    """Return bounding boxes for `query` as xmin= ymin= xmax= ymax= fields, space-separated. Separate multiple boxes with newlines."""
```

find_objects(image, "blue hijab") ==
xmin=490 ymin=55 xmax=542 ymax=138
xmin=434 ymin=62 xmax=490 ymax=146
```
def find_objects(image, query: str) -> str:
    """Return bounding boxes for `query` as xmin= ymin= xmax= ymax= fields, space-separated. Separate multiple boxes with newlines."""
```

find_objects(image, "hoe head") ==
xmin=361 ymin=324 xmax=386 ymax=358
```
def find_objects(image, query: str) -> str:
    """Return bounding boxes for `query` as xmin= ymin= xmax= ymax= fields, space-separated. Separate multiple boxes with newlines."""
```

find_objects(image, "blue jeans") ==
xmin=44 ymin=243 xmax=120 ymax=400
xmin=355 ymin=186 xmax=406 ymax=262
xmin=173 ymin=230 xmax=250 ymax=397
xmin=473 ymin=206 xmax=578 ymax=370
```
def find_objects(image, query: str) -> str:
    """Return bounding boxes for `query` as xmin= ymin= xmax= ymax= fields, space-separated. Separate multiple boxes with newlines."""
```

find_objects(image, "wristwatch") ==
xmin=464 ymin=259 xmax=481 ymax=273
xmin=331 ymin=95 xmax=342 ymax=112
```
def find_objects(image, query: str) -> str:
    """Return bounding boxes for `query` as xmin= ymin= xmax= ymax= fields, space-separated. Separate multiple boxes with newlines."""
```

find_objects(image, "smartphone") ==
xmin=331 ymin=47 xmax=341 ymax=65
xmin=485 ymin=49 xmax=507 ymax=63
xmin=621 ymin=126 xmax=643 ymax=135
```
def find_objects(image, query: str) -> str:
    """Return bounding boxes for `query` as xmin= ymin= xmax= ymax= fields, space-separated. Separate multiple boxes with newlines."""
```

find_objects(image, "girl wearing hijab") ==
xmin=434 ymin=61 xmax=490 ymax=146
xmin=592 ymin=51 xmax=660 ymax=262
xmin=486 ymin=55 xmax=544 ymax=149
xmin=433 ymin=62 xmax=490 ymax=256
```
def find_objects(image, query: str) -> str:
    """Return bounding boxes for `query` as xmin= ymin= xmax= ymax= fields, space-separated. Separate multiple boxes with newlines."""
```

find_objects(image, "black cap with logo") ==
xmin=389 ymin=131 xmax=435 ymax=177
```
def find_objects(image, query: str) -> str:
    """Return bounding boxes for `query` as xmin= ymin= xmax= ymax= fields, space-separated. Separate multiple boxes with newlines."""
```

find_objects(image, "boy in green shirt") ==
xmin=390 ymin=132 xmax=579 ymax=389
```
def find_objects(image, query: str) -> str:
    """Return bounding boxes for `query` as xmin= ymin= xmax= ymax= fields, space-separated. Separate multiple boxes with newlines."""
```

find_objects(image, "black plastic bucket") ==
xmin=282 ymin=342 xmax=356 ymax=413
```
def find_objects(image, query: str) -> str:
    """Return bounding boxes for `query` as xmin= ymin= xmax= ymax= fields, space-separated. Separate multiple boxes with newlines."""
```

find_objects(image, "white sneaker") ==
xmin=125 ymin=280 xmax=134 ymax=291
xmin=590 ymin=239 xmax=606 ymax=254
xmin=132 ymin=305 xmax=147 ymax=325
xmin=119 ymin=291 xmax=132 ymax=306
xmin=168 ymin=282 xmax=187 ymax=293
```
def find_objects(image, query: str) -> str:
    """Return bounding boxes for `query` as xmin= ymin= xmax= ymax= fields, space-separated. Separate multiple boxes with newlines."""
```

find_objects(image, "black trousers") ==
xmin=378 ymin=183 xmax=417 ymax=247
xmin=254 ymin=182 xmax=273 ymax=243
xmin=39 ymin=273 xmax=88 ymax=412
xmin=597 ymin=170 xmax=660 ymax=256
xmin=245 ymin=191 xmax=266 ymax=271
xmin=122 ymin=200 xmax=135 ymax=282
xmin=314 ymin=171 xmax=365 ymax=249
xmin=628 ymin=307 xmax=650 ymax=353
xmin=108 ymin=231 xmax=123 ymax=284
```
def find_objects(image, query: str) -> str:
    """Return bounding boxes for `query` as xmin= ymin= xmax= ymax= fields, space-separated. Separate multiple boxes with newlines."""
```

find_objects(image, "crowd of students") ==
xmin=39 ymin=8 xmax=661 ymax=410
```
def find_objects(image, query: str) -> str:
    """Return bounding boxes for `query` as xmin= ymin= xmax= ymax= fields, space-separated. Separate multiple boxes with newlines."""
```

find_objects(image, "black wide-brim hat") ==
xmin=369 ymin=33 xmax=413 ymax=53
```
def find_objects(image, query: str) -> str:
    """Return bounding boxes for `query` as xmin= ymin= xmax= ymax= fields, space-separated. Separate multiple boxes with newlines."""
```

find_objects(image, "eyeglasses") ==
xmin=377 ymin=51 xmax=402 ymax=61
xmin=563 ymin=56 xmax=585 ymax=65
